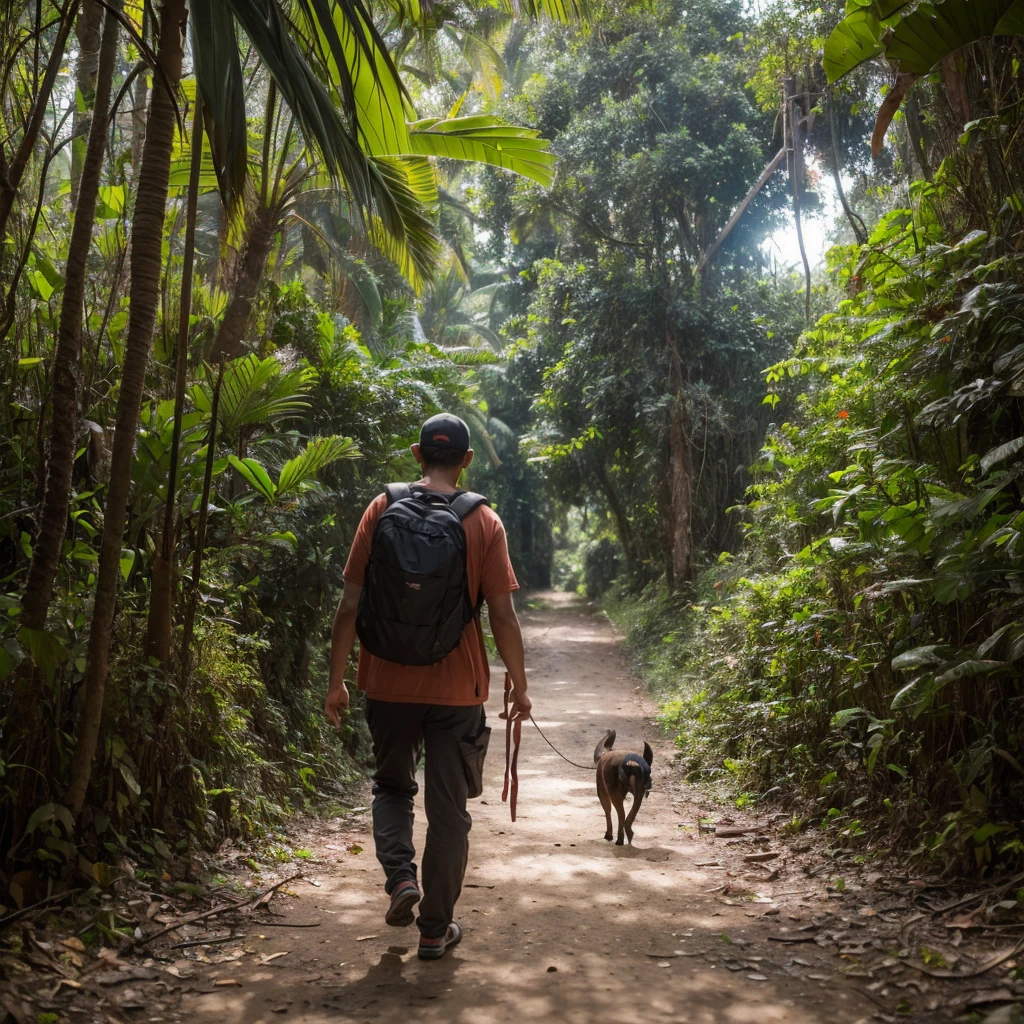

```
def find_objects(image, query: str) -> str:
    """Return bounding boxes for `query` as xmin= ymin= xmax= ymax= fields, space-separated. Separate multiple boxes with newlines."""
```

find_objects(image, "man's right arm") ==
xmin=325 ymin=582 xmax=361 ymax=728
xmin=487 ymin=591 xmax=531 ymax=718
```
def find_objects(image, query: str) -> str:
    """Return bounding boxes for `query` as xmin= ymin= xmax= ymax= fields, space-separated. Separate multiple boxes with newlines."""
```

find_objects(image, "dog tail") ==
xmin=643 ymin=741 xmax=654 ymax=768
xmin=593 ymin=729 xmax=616 ymax=763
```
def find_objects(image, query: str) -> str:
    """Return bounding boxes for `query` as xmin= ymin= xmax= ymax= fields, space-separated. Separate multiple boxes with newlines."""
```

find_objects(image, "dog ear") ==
xmin=593 ymin=729 xmax=615 ymax=763
xmin=643 ymin=742 xmax=654 ymax=768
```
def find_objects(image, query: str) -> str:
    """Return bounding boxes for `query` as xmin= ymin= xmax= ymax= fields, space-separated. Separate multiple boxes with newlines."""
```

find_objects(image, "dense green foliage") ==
xmin=3 ymin=0 xmax=1024 ymax=900
xmin=0 ymin=0 xmax=572 ymax=891
xmin=605 ymin=18 xmax=1024 ymax=869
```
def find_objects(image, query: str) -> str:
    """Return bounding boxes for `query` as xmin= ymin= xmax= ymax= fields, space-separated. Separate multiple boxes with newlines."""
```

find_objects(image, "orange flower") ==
xmin=838 ymin=410 xmax=850 ymax=420
xmin=941 ymin=335 xmax=952 ymax=343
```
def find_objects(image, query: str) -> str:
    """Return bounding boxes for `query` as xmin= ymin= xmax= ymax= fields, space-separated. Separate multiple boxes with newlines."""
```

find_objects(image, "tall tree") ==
xmin=22 ymin=0 xmax=120 ymax=633
xmin=65 ymin=0 xmax=189 ymax=818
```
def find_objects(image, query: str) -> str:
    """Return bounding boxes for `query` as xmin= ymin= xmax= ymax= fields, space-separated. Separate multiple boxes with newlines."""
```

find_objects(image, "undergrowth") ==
xmin=607 ymin=121 xmax=1024 ymax=874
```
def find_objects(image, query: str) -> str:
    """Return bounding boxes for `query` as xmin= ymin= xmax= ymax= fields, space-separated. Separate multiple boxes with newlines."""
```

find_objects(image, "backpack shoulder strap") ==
xmin=449 ymin=491 xmax=489 ymax=522
xmin=384 ymin=483 xmax=413 ymax=506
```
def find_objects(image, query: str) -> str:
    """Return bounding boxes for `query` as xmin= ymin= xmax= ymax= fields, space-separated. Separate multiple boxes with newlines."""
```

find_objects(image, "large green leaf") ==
xmin=495 ymin=0 xmax=589 ymax=22
xmin=823 ymin=0 xmax=1024 ymax=82
xmin=997 ymin=0 xmax=1024 ymax=33
xmin=407 ymin=116 xmax=556 ymax=187
xmin=823 ymin=10 xmax=885 ymax=83
xmin=291 ymin=0 xmax=413 ymax=157
xmin=222 ymin=0 xmax=397 ymax=224
xmin=886 ymin=0 xmax=1022 ymax=75
xmin=276 ymin=435 xmax=361 ymax=497
xmin=228 ymin=455 xmax=278 ymax=500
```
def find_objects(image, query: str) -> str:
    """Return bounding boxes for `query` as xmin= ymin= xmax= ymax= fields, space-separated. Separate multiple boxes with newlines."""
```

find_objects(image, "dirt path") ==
xmin=181 ymin=592 xmax=882 ymax=1024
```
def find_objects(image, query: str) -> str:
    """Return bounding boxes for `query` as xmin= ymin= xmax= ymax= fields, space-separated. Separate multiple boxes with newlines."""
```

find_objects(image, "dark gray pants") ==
xmin=365 ymin=699 xmax=485 ymax=939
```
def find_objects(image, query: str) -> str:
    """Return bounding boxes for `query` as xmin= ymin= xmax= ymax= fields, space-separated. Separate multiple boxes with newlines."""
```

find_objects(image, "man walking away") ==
xmin=325 ymin=413 xmax=531 ymax=961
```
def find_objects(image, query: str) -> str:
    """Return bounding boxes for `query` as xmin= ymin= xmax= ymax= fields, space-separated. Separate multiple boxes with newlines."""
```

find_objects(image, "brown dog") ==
xmin=594 ymin=730 xmax=653 ymax=846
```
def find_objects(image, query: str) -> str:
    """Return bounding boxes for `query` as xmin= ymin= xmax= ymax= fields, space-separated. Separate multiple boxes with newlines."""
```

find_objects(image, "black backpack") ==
xmin=355 ymin=484 xmax=489 ymax=666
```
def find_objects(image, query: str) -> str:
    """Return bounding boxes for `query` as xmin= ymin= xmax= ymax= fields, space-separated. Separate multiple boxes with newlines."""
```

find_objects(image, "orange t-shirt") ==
xmin=343 ymin=491 xmax=519 ymax=705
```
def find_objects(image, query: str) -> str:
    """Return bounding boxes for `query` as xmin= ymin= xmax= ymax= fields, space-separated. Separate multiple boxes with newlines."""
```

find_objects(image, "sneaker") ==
xmin=385 ymin=880 xmax=421 ymax=927
xmin=417 ymin=921 xmax=463 ymax=960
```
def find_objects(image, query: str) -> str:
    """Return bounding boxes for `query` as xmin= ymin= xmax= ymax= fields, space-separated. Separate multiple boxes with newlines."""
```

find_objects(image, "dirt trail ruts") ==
xmin=185 ymin=592 xmax=878 ymax=1024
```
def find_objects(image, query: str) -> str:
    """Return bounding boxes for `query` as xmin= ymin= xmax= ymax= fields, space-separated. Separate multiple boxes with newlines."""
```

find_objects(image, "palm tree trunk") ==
xmin=22 ymin=0 xmax=120 ymax=633
xmin=0 ymin=2 xmax=81 ymax=240
xmin=71 ymin=0 xmax=103 ymax=204
xmin=206 ymin=204 xmax=278 ymax=363
xmin=146 ymin=106 xmax=204 ymax=663
xmin=64 ymin=0 xmax=188 ymax=819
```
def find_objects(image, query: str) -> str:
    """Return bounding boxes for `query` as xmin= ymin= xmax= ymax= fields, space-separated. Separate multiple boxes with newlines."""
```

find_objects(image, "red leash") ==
xmin=501 ymin=672 xmax=523 ymax=821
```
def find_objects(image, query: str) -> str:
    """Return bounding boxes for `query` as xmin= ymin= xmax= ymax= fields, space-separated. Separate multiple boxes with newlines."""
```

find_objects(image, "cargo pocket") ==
xmin=459 ymin=716 xmax=491 ymax=799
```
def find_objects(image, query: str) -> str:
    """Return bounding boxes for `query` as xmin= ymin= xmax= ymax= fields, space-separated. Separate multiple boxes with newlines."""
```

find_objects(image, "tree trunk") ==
xmin=590 ymin=456 xmax=639 ymax=579
xmin=0 ymin=2 xmax=81 ymax=240
xmin=206 ymin=204 xmax=278 ymax=363
xmin=71 ymin=0 xmax=103 ymax=204
xmin=826 ymin=87 xmax=868 ymax=244
xmin=146 ymin=106 xmax=204 ymax=663
xmin=22 ymin=0 xmax=120 ymax=633
xmin=940 ymin=55 xmax=972 ymax=129
xmin=785 ymin=78 xmax=812 ymax=324
xmin=665 ymin=329 xmax=693 ymax=591
xmin=64 ymin=0 xmax=188 ymax=819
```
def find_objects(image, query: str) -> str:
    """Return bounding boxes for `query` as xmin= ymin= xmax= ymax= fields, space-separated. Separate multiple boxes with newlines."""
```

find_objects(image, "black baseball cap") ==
xmin=419 ymin=413 xmax=471 ymax=451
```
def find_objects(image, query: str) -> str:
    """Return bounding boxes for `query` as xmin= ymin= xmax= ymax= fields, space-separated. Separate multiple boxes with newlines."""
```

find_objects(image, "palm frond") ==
xmin=222 ymin=0 xmax=391 ymax=222
xmin=277 ymin=435 xmax=361 ymax=497
xmin=432 ymin=345 xmax=503 ymax=365
xmin=496 ymin=0 xmax=589 ymax=23
xmin=192 ymin=354 xmax=315 ymax=434
xmin=368 ymin=156 xmax=440 ymax=290
xmin=189 ymin=0 xmax=248 ymax=206
xmin=407 ymin=115 xmax=556 ymax=187
xmin=290 ymin=0 xmax=413 ymax=156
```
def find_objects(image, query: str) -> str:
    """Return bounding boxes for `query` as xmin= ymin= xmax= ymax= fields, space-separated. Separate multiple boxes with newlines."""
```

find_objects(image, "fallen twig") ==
xmin=933 ymin=873 xmax=1024 ymax=916
xmin=903 ymin=937 xmax=1024 ymax=979
xmin=253 ymin=873 xmax=303 ymax=907
xmin=0 ymin=890 xmax=78 ymax=929
xmin=130 ymin=873 xmax=302 ymax=948
xmin=252 ymin=919 xmax=321 ymax=928
xmin=170 ymin=934 xmax=241 ymax=950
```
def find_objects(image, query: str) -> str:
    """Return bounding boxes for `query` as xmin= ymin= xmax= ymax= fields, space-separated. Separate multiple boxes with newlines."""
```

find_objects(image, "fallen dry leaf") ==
xmin=261 ymin=952 xmax=290 ymax=963
xmin=965 ymin=987 xmax=1015 ymax=1008
xmin=59 ymin=937 xmax=85 ymax=953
